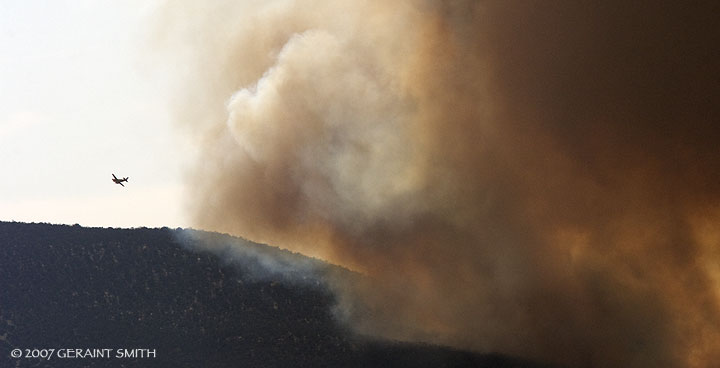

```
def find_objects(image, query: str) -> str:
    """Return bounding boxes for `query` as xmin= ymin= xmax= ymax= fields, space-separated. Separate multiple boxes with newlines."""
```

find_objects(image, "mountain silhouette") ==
xmin=0 ymin=221 xmax=551 ymax=367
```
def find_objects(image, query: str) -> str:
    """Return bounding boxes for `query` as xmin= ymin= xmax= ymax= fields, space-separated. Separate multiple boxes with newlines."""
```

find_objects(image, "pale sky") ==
xmin=0 ymin=1 xmax=191 ymax=228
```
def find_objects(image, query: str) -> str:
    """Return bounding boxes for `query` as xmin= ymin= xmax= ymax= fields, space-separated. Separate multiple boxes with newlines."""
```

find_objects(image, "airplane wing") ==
xmin=112 ymin=174 xmax=118 ymax=180
xmin=118 ymin=182 xmax=124 ymax=187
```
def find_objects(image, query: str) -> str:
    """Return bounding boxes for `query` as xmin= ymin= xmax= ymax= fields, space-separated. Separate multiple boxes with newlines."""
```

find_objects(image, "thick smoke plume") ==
xmin=156 ymin=1 xmax=720 ymax=366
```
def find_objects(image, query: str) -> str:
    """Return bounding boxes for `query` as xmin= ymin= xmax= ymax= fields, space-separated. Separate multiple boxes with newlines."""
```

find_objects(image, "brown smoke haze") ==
xmin=155 ymin=1 xmax=720 ymax=366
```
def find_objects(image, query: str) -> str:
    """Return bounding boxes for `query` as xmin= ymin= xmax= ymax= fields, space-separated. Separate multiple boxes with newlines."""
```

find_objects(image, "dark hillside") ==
xmin=0 ymin=222 xmax=549 ymax=367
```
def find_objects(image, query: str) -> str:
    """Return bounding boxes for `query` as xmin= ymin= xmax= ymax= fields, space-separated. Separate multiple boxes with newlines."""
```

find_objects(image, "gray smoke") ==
xmin=153 ymin=1 xmax=720 ymax=367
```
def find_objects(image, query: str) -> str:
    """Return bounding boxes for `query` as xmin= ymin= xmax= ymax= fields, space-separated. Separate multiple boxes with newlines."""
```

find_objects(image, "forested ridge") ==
xmin=0 ymin=222 xmax=549 ymax=367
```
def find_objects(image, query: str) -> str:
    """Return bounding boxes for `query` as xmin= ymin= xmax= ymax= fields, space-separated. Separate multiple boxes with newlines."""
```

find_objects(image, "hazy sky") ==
xmin=0 ymin=1 xmax=189 ymax=228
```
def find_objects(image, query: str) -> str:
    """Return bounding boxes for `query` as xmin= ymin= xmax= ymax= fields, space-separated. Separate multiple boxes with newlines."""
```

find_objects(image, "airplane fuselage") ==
xmin=112 ymin=174 xmax=129 ymax=186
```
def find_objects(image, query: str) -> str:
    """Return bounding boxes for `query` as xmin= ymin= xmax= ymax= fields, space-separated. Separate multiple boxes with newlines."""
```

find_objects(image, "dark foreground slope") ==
xmin=0 ymin=222 xmax=549 ymax=367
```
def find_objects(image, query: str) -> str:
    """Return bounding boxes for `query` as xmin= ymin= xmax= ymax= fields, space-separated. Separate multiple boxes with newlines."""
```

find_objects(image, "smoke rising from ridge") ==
xmin=156 ymin=1 xmax=720 ymax=366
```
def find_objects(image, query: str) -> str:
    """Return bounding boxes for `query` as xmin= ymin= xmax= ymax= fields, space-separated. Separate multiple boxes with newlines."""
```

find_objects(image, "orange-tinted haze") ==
xmin=156 ymin=1 xmax=720 ymax=366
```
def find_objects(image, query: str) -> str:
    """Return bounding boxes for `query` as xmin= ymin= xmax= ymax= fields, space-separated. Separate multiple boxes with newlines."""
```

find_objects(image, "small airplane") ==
xmin=112 ymin=174 xmax=129 ymax=187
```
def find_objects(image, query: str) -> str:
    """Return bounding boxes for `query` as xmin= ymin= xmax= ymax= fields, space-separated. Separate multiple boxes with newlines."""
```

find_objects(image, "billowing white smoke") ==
xmin=153 ymin=1 xmax=720 ymax=367
xmin=226 ymin=29 xmax=423 ymax=235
